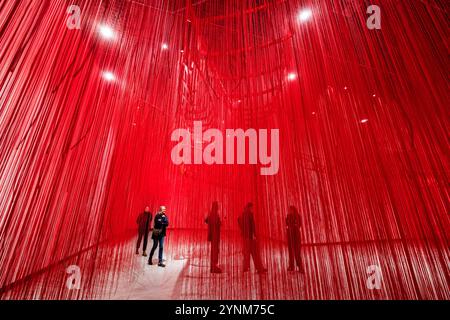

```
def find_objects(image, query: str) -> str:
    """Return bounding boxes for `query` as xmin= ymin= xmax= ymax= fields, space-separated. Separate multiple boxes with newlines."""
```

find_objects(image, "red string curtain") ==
xmin=0 ymin=0 xmax=448 ymax=299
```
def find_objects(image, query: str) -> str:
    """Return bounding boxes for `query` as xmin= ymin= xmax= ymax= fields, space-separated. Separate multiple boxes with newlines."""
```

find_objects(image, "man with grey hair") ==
xmin=148 ymin=206 xmax=169 ymax=267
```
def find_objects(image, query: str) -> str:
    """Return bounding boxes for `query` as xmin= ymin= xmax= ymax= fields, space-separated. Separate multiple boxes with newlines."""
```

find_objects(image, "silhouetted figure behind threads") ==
xmin=136 ymin=206 xmax=152 ymax=256
xmin=148 ymin=206 xmax=169 ymax=267
xmin=205 ymin=201 xmax=222 ymax=273
xmin=238 ymin=203 xmax=267 ymax=274
xmin=286 ymin=205 xmax=304 ymax=273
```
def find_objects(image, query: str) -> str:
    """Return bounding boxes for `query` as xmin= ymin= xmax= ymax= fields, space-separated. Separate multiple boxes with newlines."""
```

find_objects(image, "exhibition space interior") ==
xmin=0 ymin=0 xmax=448 ymax=300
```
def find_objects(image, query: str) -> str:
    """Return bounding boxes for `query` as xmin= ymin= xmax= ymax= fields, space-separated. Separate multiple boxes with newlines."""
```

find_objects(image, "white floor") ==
xmin=105 ymin=256 xmax=188 ymax=300
xmin=2 ymin=232 xmax=448 ymax=300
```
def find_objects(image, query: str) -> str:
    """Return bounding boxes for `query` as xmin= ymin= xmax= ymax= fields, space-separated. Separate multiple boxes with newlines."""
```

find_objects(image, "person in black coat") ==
xmin=286 ymin=205 xmax=304 ymax=272
xmin=136 ymin=206 xmax=152 ymax=256
xmin=238 ymin=202 xmax=267 ymax=273
xmin=148 ymin=206 xmax=169 ymax=267
xmin=205 ymin=201 xmax=222 ymax=273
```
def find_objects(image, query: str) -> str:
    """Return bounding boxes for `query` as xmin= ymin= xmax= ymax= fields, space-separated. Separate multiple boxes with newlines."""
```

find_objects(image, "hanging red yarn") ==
xmin=0 ymin=0 xmax=448 ymax=300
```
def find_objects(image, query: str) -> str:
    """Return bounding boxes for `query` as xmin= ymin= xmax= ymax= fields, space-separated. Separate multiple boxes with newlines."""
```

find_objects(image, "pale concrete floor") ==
xmin=104 ymin=256 xmax=188 ymax=300
xmin=2 ymin=230 xmax=448 ymax=300
xmin=100 ymin=231 xmax=448 ymax=300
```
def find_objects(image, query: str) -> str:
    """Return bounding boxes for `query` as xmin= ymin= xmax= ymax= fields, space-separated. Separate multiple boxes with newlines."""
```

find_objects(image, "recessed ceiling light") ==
xmin=161 ymin=43 xmax=169 ymax=50
xmin=98 ymin=24 xmax=115 ymax=40
xmin=102 ymin=71 xmax=115 ymax=82
xmin=361 ymin=119 xmax=369 ymax=124
xmin=298 ymin=9 xmax=313 ymax=22
xmin=287 ymin=72 xmax=298 ymax=81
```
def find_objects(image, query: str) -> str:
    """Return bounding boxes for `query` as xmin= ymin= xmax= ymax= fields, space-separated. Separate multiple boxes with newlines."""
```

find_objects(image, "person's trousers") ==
xmin=243 ymin=239 xmax=264 ymax=271
xmin=287 ymin=229 xmax=301 ymax=268
xmin=136 ymin=230 xmax=149 ymax=252
xmin=149 ymin=236 xmax=165 ymax=263
xmin=210 ymin=240 xmax=220 ymax=267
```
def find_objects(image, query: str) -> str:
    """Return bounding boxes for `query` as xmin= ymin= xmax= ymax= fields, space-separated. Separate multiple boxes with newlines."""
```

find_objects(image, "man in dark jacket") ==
xmin=148 ymin=206 xmax=169 ymax=267
xmin=238 ymin=202 xmax=267 ymax=273
xmin=205 ymin=201 xmax=222 ymax=273
xmin=286 ymin=205 xmax=304 ymax=272
xmin=136 ymin=206 xmax=152 ymax=256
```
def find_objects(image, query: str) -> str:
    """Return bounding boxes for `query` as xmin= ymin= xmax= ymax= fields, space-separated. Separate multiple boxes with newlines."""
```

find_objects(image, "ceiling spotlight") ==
xmin=298 ymin=9 xmax=313 ymax=22
xmin=161 ymin=43 xmax=169 ymax=50
xmin=232 ymin=99 xmax=242 ymax=108
xmin=287 ymin=72 xmax=298 ymax=81
xmin=360 ymin=119 xmax=369 ymax=124
xmin=372 ymin=94 xmax=377 ymax=97
xmin=98 ymin=24 xmax=115 ymax=40
xmin=102 ymin=71 xmax=116 ymax=82
xmin=344 ymin=86 xmax=348 ymax=90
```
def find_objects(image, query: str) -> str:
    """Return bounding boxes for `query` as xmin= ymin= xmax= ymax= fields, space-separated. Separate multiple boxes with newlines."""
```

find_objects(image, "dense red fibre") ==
xmin=0 ymin=0 xmax=448 ymax=299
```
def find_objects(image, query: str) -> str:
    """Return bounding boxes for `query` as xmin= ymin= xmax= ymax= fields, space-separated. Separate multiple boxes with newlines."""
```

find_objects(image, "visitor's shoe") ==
xmin=257 ymin=268 xmax=268 ymax=274
xmin=142 ymin=252 xmax=147 ymax=257
xmin=135 ymin=249 xmax=139 ymax=255
xmin=148 ymin=260 xmax=153 ymax=265
xmin=211 ymin=266 xmax=222 ymax=273
xmin=158 ymin=263 xmax=166 ymax=268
